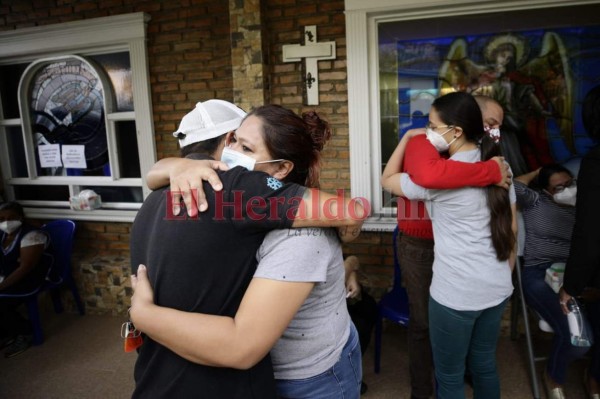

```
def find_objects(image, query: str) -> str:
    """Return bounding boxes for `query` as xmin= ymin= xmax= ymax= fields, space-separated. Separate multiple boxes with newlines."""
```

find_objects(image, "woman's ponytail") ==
xmin=480 ymin=134 xmax=515 ymax=261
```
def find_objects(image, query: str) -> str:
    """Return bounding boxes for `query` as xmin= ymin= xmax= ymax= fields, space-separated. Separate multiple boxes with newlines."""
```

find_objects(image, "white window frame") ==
xmin=0 ymin=12 xmax=155 ymax=222
xmin=345 ymin=0 xmax=600 ymax=231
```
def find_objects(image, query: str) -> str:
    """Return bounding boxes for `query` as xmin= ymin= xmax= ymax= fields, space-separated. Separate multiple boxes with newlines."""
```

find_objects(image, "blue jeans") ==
xmin=275 ymin=323 xmax=362 ymax=399
xmin=521 ymin=263 xmax=590 ymax=384
xmin=429 ymin=297 xmax=508 ymax=399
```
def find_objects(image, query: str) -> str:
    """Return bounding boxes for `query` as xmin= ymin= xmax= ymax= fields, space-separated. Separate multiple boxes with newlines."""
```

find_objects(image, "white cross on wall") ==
xmin=282 ymin=26 xmax=337 ymax=105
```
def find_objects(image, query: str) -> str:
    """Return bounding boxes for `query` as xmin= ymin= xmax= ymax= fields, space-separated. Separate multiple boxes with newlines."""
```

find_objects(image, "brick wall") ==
xmin=0 ymin=0 xmax=396 ymax=313
xmin=262 ymin=0 xmax=394 ymax=295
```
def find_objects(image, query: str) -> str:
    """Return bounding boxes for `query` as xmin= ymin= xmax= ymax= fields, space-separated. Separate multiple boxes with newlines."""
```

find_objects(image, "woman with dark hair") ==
xmin=0 ymin=201 xmax=52 ymax=358
xmin=515 ymin=163 xmax=586 ymax=398
xmin=382 ymin=91 xmax=517 ymax=399
xmin=132 ymin=104 xmax=364 ymax=398
xmin=560 ymin=85 xmax=600 ymax=399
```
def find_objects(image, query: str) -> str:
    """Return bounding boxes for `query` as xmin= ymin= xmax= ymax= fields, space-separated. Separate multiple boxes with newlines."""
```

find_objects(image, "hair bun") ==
xmin=302 ymin=110 xmax=332 ymax=152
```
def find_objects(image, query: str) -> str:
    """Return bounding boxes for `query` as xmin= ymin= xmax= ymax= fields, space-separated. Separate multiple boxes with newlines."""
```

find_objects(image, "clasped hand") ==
xmin=129 ymin=264 xmax=155 ymax=327
xmin=166 ymin=159 xmax=229 ymax=217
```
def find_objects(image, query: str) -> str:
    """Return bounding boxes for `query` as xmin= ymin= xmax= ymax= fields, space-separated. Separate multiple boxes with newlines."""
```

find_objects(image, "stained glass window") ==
xmin=377 ymin=3 xmax=600 ymax=211
xmin=0 ymin=13 xmax=155 ymax=221
xmin=29 ymin=57 xmax=110 ymax=176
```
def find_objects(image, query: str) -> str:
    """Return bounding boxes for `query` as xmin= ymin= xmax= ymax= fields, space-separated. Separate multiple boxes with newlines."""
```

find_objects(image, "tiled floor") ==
xmin=0 ymin=309 xmax=591 ymax=398
xmin=0 ymin=311 xmax=136 ymax=398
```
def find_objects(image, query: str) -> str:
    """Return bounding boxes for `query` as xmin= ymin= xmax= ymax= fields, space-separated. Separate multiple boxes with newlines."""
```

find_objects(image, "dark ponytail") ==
xmin=433 ymin=92 xmax=514 ymax=261
xmin=480 ymin=134 xmax=515 ymax=261
xmin=302 ymin=110 xmax=332 ymax=188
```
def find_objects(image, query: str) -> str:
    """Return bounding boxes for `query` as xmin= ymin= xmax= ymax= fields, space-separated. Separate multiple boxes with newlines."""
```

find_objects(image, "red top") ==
xmin=397 ymin=135 xmax=501 ymax=239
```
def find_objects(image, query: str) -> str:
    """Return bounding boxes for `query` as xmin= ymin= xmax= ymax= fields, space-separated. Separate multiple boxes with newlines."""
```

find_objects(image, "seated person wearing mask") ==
xmin=515 ymin=164 xmax=588 ymax=399
xmin=0 ymin=201 xmax=52 ymax=358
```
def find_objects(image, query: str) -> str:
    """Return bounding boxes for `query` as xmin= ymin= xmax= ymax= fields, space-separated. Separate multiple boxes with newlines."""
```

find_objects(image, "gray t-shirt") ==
xmin=254 ymin=228 xmax=351 ymax=380
xmin=400 ymin=148 xmax=515 ymax=311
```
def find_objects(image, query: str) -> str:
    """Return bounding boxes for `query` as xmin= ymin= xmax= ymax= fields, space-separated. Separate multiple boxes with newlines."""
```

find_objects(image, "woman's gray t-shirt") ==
xmin=254 ymin=228 xmax=350 ymax=380
xmin=400 ymin=148 xmax=515 ymax=311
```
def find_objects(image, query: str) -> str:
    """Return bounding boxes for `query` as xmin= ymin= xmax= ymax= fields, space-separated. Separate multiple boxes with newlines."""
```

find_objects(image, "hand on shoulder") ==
xmin=404 ymin=128 xmax=426 ymax=139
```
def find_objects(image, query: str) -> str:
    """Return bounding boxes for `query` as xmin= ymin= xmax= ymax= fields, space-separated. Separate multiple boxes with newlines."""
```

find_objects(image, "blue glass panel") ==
xmin=29 ymin=57 xmax=109 ymax=176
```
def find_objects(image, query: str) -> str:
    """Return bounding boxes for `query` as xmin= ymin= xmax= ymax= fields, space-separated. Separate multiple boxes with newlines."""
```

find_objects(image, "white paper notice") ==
xmin=61 ymin=145 xmax=87 ymax=169
xmin=38 ymin=144 xmax=62 ymax=168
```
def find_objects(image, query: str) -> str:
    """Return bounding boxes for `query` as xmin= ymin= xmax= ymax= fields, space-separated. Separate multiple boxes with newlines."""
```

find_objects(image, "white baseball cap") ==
xmin=173 ymin=100 xmax=246 ymax=148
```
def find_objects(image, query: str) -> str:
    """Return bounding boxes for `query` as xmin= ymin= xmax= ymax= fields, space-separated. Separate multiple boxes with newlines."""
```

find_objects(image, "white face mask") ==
xmin=0 ymin=220 xmax=22 ymax=235
xmin=553 ymin=186 xmax=577 ymax=207
xmin=425 ymin=128 xmax=457 ymax=153
xmin=221 ymin=147 xmax=284 ymax=171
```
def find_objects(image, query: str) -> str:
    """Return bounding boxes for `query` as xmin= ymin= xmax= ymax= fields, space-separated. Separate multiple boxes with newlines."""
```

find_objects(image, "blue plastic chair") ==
xmin=0 ymin=219 xmax=85 ymax=345
xmin=374 ymin=226 xmax=410 ymax=373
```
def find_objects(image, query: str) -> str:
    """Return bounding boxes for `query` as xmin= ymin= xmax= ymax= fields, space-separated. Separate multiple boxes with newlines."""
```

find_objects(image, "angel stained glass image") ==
xmin=438 ymin=32 xmax=573 ymax=176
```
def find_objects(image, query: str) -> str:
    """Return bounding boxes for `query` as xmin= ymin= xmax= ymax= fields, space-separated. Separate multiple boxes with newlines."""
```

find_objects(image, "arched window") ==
xmin=0 ymin=13 xmax=155 ymax=222
xmin=24 ymin=56 xmax=112 ymax=177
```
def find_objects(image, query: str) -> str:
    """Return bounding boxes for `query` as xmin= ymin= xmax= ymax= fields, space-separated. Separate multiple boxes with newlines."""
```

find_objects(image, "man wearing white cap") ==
xmin=130 ymin=100 xmax=365 ymax=398
xmin=130 ymin=100 xmax=307 ymax=398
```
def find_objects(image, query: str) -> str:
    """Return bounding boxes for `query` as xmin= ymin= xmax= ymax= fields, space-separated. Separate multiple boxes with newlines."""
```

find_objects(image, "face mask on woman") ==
xmin=221 ymin=147 xmax=284 ymax=171
xmin=425 ymin=128 xmax=457 ymax=153
xmin=553 ymin=186 xmax=577 ymax=207
xmin=0 ymin=220 xmax=22 ymax=235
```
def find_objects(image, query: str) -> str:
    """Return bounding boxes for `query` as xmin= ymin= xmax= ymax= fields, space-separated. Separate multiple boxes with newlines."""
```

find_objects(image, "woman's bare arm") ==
xmin=514 ymin=168 xmax=541 ymax=186
xmin=147 ymin=158 xmax=368 ymax=236
xmin=381 ymin=129 xmax=421 ymax=196
xmin=130 ymin=265 xmax=313 ymax=369
xmin=0 ymin=243 xmax=44 ymax=291
xmin=291 ymin=188 xmax=368 ymax=233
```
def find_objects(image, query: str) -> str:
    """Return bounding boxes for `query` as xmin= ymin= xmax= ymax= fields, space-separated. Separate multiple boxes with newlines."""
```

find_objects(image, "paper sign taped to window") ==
xmin=38 ymin=144 xmax=62 ymax=168
xmin=61 ymin=145 xmax=87 ymax=169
